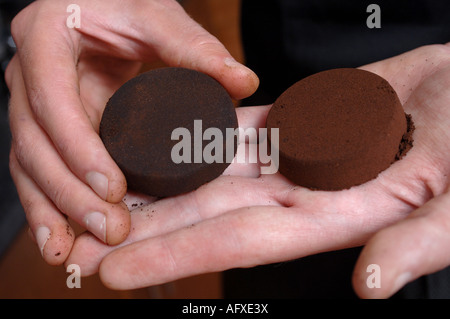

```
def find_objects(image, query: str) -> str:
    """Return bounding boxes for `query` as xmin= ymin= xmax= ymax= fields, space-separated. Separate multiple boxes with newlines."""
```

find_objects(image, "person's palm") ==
xmin=67 ymin=44 xmax=450 ymax=297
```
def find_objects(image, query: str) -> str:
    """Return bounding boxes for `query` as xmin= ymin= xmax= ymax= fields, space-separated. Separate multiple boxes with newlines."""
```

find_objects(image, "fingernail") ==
xmin=393 ymin=272 xmax=412 ymax=292
xmin=36 ymin=226 xmax=51 ymax=257
xmin=223 ymin=57 xmax=259 ymax=96
xmin=86 ymin=171 xmax=108 ymax=200
xmin=224 ymin=57 xmax=246 ymax=69
xmin=84 ymin=212 xmax=106 ymax=242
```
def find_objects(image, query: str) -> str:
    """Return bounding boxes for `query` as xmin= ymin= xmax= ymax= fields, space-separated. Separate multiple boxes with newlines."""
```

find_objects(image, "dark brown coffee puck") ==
xmin=266 ymin=68 xmax=413 ymax=191
xmin=100 ymin=67 xmax=238 ymax=197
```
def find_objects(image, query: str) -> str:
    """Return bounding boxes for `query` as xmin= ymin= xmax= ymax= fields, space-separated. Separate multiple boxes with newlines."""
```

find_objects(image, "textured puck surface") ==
xmin=100 ymin=67 xmax=238 ymax=197
xmin=266 ymin=68 xmax=412 ymax=191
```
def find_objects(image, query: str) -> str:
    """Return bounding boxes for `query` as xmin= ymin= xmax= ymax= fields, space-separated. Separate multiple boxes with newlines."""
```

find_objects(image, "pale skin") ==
xmin=6 ymin=0 xmax=450 ymax=298
xmin=6 ymin=0 xmax=259 ymax=262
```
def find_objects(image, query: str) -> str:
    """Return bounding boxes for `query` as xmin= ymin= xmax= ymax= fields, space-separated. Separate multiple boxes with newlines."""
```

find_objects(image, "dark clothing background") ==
xmin=224 ymin=0 xmax=450 ymax=298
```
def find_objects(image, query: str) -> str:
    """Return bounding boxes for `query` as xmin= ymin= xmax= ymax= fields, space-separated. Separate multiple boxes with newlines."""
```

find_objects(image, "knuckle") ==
xmin=8 ymin=148 xmax=20 ymax=178
xmin=10 ymin=125 xmax=45 ymax=181
xmin=4 ymin=56 xmax=17 ymax=90
xmin=10 ymin=1 xmax=40 ymax=45
xmin=8 ymin=152 xmax=37 ymax=219
xmin=21 ymin=197 xmax=35 ymax=220
xmin=49 ymin=178 xmax=72 ymax=213
xmin=10 ymin=13 xmax=23 ymax=45
xmin=11 ymin=129 xmax=32 ymax=169
xmin=177 ymin=32 xmax=223 ymax=67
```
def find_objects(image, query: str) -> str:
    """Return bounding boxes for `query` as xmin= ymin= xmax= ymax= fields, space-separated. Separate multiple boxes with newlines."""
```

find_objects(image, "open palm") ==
xmin=67 ymin=44 xmax=450 ymax=296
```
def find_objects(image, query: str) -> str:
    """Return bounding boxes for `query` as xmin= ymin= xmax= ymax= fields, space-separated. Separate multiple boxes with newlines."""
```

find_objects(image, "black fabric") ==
xmin=224 ymin=247 xmax=362 ymax=299
xmin=240 ymin=0 xmax=450 ymax=106
xmin=224 ymin=0 xmax=450 ymax=299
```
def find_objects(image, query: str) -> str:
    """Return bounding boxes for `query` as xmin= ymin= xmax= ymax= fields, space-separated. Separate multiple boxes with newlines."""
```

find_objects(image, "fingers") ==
xmin=98 ymin=183 xmax=396 ymax=290
xmin=352 ymin=191 xmax=450 ymax=299
xmin=66 ymin=172 xmax=290 ymax=276
xmin=10 ymin=13 xmax=128 ymax=205
xmin=68 ymin=166 xmax=406 ymax=286
xmin=98 ymin=204 xmax=301 ymax=290
xmin=9 ymin=151 xmax=74 ymax=265
xmin=7 ymin=58 xmax=131 ymax=246
xmin=5 ymin=0 xmax=257 ymax=273
xmin=137 ymin=0 xmax=260 ymax=99
xmin=10 ymin=0 xmax=258 ymax=212
xmin=67 ymin=163 xmax=417 ymax=288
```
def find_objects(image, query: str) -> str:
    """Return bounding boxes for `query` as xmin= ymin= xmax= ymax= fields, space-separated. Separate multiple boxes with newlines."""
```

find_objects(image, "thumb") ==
xmin=153 ymin=2 xmax=259 ymax=100
xmin=70 ymin=0 xmax=259 ymax=99
xmin=103 ymin=0 xmax=259 ymax=100
xmin=352 ymin=191 xmax=450 ymax=299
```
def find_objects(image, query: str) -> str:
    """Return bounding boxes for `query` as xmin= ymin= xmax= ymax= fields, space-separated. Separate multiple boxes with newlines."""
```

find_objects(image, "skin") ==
xmin=6 ymin=0 xmax=450 ymax=298
xmin=6 ymin=0 xmax=258 ymax=264
xmin=67 ymin=44 xmax=450 ymax=298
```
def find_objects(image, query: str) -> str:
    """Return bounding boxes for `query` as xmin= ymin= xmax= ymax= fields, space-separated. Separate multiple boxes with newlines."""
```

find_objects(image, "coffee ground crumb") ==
xmin=395 ymin=113 xmax=415 ymax=161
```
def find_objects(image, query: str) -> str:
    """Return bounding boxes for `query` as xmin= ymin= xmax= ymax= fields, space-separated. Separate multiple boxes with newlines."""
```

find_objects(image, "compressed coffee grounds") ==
xmin=266 ymin=68 xmax=414 ymax=191
xmin=100 ymin=67 xmax=238 ymax=197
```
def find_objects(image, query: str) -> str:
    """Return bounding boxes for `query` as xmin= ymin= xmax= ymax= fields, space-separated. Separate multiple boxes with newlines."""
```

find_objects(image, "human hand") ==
xmin=66 ymin=44 xmax=450 ymax=294
xmin=6 ymin=0 xmax=259 ymax=265
xmin=352 ymin=46 xmax=450 ymax=297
